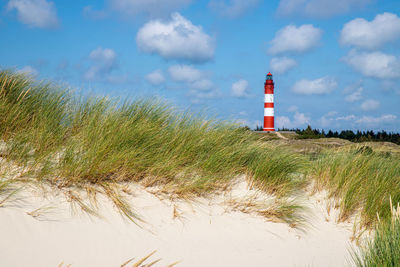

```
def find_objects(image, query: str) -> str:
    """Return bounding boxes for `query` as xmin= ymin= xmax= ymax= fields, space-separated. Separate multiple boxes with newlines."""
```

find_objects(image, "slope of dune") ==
xmin=0 ymin=180 xmax=357 ymax=267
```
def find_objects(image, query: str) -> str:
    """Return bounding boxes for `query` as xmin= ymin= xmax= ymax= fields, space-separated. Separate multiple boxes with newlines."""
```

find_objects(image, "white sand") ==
xmin=0 ymin=180 xmax=356 ymax=267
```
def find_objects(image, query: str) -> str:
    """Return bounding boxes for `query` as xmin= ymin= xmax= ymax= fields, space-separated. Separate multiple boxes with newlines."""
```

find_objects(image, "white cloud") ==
xmin=269 ymin=57 xmax=297 ymax=74
xmin=337 ymin=115 xmax=357 ymax=121
xmin=146 ymin=70 xmax=165 ymax=85
xmin=340 ymin=13 xmax=400 ymax=49
xmin=189 ymin=89 xmax=220 ymax=103
xmin=355 ymin=114 xmax=396 ymax=125
xmin=7 ymin=0 xmax=59 ymax=28
xmin=168 ymin=64 xmax=218 ymax=99
xmin=292 ymin=76 xmax=337 ymax=95
xmin=343 ymin=50 xmax=400 ymax=79
xmin=108 ymin=0 xmax=191 ymax=17
xmin=276 ymin=111 xmax=310 ymax=129
xmin=360 ymin=99 xmax=380 ymax=111
xmin=231 ymin=79 xmax=250 ymax=97
xmin=84 ymin=47 xmax=119 ymax=82
xmin=16 ymin=65 xmax=38 ymax=76
xmin=209 ymin=0 xmax=259 ymax=18
xmin=269 ymin=24 xmax=322 ymax=55
xmin=345 ymin=87 xmax=363 ymax=102
xmin=190 ymin=79 xmax=214 ymax=91
xmin=168 ymin=65 xmax=203 ymax=82
xmin=136 ymin=13 xmax=215 ymax=63
xmin=277 ymin=0 xmax=372 ymax=18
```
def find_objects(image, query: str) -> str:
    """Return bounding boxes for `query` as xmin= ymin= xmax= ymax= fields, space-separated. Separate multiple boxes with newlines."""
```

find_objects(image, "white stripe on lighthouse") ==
xmin=264 ymin=94 xmax=274 ymax=103
xmin=264 ymin=108 xmax=274 ymax=116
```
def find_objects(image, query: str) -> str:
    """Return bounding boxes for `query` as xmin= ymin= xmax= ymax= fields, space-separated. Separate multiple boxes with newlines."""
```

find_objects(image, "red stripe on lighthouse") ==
xmin=264 ymin=103 xmax=274 ymax=108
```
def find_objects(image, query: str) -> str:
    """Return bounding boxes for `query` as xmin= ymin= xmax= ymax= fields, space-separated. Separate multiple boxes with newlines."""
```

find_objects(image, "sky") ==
xmin=1 ymin=0 xmax=400 ymax=132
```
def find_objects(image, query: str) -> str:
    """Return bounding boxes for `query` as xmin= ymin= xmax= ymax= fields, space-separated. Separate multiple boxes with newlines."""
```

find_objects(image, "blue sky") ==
xmin=1 ymin=0 xmax=400 ymax=131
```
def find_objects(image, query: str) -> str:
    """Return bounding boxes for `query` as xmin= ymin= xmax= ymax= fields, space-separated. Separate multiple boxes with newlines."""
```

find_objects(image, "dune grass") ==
xmin=120 ymin=250 xmax=179 ymax=267
xmin=0 ymin=70 xmax=306 ymax=221
xmin=351 ymin=198 xmax=400 ymax=267
xmin=0 ymin=178 xmax=19 ymax=207
xmin=313 ymin=146 xmax=400 ymax=229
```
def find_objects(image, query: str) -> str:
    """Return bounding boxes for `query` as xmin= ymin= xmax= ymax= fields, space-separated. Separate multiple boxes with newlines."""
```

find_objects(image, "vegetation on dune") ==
xmin=0 ymin=70 xmax=305 ymax=220
xmin=352 ymin=198 xmax=400 ymax=267
xmin=313 ymin=146 xmax=400 ymax=229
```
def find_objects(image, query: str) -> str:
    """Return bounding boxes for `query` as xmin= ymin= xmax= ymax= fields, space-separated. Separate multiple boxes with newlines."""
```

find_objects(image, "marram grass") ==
xmin=0 ymin=70 xmax=305 ymax=221
xmin=313 ymin=146 xmax=400 ymax=228
xmin=351 ymin=198 xmax=400 ymax=267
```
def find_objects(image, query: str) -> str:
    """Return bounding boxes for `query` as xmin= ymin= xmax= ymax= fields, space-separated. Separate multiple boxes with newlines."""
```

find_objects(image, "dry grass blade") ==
xmin=120 ymin=257 xmax=134 ymax=267
xmin=101 ymin=183 xmax=142 ymax=225
xmin=131 ymin=250 xmax=157 ymax=267
xmin=65 ymin=190 xmax=101 ymax=218
xmin=144 ymin=258 xmax=161 ymax=266
xmin=165 ymin=261 xmax=180 ymax=267
xmin=26 ymin=205 xmax=55 ymax=219
xmin=0 ymin=180 xmax=21 ymax=207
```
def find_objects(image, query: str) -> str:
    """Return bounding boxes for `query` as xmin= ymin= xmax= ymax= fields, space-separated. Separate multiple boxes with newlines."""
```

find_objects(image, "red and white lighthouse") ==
xmin=263 ymin=72 xmax=275 ymax=132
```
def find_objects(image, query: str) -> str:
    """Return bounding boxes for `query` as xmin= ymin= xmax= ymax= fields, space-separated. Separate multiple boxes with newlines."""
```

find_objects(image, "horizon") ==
xmin=1 ymin=0 xmax=400 ymax=132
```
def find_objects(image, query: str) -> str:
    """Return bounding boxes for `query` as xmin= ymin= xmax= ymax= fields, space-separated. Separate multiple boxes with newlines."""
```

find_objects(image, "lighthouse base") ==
xmin=263 ymin=128 xmax=275 ymax=132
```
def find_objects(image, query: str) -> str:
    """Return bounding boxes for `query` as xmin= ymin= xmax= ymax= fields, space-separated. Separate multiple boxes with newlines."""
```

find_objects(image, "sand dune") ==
xmin=0 ymin=181 xmax=356 ymax=267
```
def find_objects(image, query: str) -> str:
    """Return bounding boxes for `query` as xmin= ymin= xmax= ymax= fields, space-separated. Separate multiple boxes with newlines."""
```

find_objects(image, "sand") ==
xmin=0 ymin=180 xmax=357 ymax=267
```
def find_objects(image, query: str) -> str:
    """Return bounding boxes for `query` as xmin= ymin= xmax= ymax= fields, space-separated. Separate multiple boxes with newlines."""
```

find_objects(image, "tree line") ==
xmin=253 ymin=125 xmax=400 ymax=145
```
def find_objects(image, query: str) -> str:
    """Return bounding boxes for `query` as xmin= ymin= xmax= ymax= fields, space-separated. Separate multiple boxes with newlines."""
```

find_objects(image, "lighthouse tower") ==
xmin=263 ymin=72 xmax=275 ymax=132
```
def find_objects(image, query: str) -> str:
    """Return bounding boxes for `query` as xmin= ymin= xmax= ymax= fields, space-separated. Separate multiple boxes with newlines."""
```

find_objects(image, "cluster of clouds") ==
xmin=343 ymin=82 xmax=382 ymax=113
xmin=276 ymin=106 xmax=310 ymax=129
xmin=268 ymin=24 xmax=322 ymax=75
xmin=5 ymin=0 xmax=261 ymax=29
xmin=340 ymin=13 xmax=400 ymax=79
xmin=278 ymin=108 xmax=397 ymax=130
xmin=144 ymin=64 xmax=252 ymax=101
xmin=320 ymin=112 xmax=396 ymax=128
xmin=144 ymin=65 xmax=220 ymax=102
xmin=83 ymin=47 xmax=129 ymax=84
xmin=268 ymin=11 xmax=400 ymax=98
xmin=266 ymin=11 xmax=399 ymax=130
xmin=5 ymin=0 xmax=399 ymax=130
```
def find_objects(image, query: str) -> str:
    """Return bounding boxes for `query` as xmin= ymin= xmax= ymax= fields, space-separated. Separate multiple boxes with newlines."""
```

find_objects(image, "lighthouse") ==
xmin=263 ymin=72 xmax=275 ymax=132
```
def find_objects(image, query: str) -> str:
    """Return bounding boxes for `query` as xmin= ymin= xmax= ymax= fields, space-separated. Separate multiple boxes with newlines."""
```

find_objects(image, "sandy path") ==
xmin=276 ymin=132 xmax=288 ymax=140
xmin=0 ymin=181 xmax=356 ymax=267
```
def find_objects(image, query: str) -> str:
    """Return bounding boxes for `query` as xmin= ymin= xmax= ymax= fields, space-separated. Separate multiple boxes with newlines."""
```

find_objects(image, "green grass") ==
xmin=313 ymin=146 xmax=400 ymax=228
xmin=352 ymin=198 xmax=400 ymax=267
xmin=0 ymin=70 xmax=306 ymax=220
